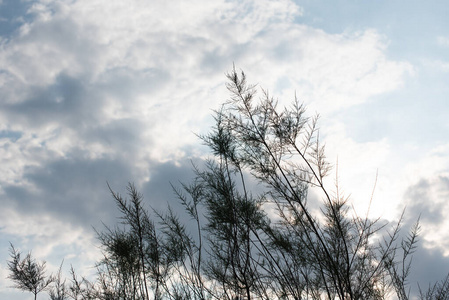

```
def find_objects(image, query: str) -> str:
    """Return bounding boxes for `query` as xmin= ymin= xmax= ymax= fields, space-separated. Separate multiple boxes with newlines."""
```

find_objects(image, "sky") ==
xmin=0 ymin=0 xmax=448 ymax=298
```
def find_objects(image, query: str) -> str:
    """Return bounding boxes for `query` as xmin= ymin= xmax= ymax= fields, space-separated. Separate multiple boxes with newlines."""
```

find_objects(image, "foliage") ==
xmin=6 ymin=68 xmax=449 ymax=300
xmin=7 ymin=243 xmax=54 ymax=300
xmin=48 ymin=261 xmax=69 ymax=300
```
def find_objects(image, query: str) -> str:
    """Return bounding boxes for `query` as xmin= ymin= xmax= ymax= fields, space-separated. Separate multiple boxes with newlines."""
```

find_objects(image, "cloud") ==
xmin=404 ymin=175 xmax=449 ymax=254
xmin=0 ymin=0 xmax=412 ymax=183
xmin=228 ymin=28 xmax=413 ymax=114
xmin=0 ymin=1 xmax=417 ymax=297
xmin=403 ymin=239 xmax=449 ymax=297
xmin=0 ymin=155 xmax=135 ymax=230
xmin=0 ymin=156 xmax=202 ymax=298
xmin=391 ymin=168 xmax=449 ymax=296
xmin=315 ymin=119 xmax=391 ymax=217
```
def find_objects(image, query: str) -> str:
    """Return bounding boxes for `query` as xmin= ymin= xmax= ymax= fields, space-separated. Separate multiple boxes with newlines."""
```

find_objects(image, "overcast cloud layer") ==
xmin=1 ymin=1 xmax=449 ymax=298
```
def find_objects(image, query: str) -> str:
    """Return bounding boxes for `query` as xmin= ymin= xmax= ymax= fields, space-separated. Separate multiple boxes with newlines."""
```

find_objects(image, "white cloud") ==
xmin=0 ymin=208 xmax=93 ymax=256
xmin=271 ymin=29 xmax=413 ymax=114
xmin=0 ymin=0 xmax=416 ymax=245
xmin=317 ymin=120 xmax=393 ymax=218
xmin=320 ymin=118 xmax=449 ymax=224
xmin=368 ymin=143 xmax=449 ymax=253
xmin=403 ymin=144 xmax=449 ymax=184
xmin=0 ymin=205 xmax=102 ymax=296
xmin=0 ymin=0 xmax=413 ymax=177
xmin=0 ymin=2 xmax=419 ymax=296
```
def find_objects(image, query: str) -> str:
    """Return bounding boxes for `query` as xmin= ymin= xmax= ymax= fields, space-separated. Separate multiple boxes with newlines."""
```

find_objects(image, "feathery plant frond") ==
xmin=8 ymin=68 xmax=448 ymax=300
xmin=7 ymin=243 xmax=54 ymax=300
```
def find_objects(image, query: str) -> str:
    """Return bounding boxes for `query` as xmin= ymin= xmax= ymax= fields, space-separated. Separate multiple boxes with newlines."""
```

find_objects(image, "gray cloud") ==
xmin=396 ymin=175 xmax=449 ymax=296
xmin=2 ymin=155 xmax=135 ymax=229
xmin=141 ymin=159 xmax=200 ymax=210
xmin=0 ymin=1 xmax=432 ymax=299
xmin=404 ymin=176 xmax=449 ymax=228
xmin=408 ymin=246 xmax=449 ymax=296
xmin=2 ymin=74 xmax=90 ymax=126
